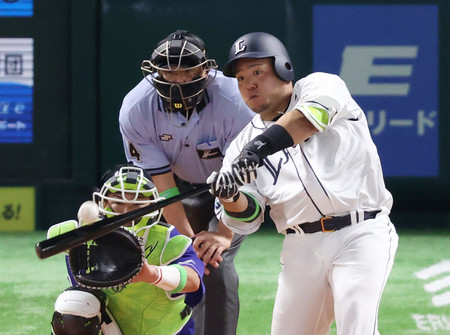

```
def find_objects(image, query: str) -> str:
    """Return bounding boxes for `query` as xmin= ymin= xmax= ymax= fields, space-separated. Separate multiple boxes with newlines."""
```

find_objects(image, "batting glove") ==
xmin=238 ymin=141 xmax=266 ymax=167
xmin=237 ymin=125 xmax=295 ymax=169
xmin=207 ymin=171 xmax=239 ymax=202
xmin=231 ymin=159 xmax=258 ymax=185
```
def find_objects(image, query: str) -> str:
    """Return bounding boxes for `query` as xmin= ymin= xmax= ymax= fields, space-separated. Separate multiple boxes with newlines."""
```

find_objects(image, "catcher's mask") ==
xmin=93 ymin=166 xmax=162 ymax=231
xmin=141 ymin=29 xmax=218 ymax=124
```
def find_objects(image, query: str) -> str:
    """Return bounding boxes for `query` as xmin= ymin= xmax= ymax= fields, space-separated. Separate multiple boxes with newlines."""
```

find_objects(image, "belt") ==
xmin=285 ymin=210 xmax=381 ymax=234
xmin=180 ymin=305 xmax=193 ymax=320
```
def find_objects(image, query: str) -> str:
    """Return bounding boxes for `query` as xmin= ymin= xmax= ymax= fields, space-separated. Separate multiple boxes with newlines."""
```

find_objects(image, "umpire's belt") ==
xmin=285 ymin=210 xmax=381 ymax=234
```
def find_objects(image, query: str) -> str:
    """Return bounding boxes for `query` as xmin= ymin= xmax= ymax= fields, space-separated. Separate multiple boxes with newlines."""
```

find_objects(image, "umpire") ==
xmin=118 ymin=30 xmax=255 ymax=334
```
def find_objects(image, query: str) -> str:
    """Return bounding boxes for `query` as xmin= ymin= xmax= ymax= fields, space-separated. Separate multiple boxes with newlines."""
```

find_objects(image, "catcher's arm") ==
xmin=131 ymin=262 xmax=200 ymax=293
xmin=132 ymin=263 xmax=201 ymax=293
xmin=47 ymin=220 xmax=79 ymax=239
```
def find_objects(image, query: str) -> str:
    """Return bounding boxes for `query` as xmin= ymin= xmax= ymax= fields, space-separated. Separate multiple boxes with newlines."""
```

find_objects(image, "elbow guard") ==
xmin=224 ymin=192 xmax=261 ymax=222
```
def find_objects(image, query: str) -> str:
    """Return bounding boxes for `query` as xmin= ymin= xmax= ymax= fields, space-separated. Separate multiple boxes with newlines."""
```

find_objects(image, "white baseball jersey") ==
xmin=218 ymin=72 xmax=393 ymax=234
xmin=119 ymin=71 xmax=255 ymax=183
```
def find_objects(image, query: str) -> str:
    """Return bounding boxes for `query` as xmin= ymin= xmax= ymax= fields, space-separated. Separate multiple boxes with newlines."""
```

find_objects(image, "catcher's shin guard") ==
xmin=51 ymin=289 xmax=102 ymax=335
xmin=51 ymin=312 xmax=101 ymax=335
xmin=51 ymin=288 xmax=122 ymax=335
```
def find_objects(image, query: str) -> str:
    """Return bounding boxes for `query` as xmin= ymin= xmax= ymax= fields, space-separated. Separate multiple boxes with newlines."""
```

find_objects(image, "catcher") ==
xmin=47 ymin=165 xmax=205 ymax=335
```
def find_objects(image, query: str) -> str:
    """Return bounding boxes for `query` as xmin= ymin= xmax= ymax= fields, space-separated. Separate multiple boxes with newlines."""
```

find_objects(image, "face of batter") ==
xmin=234 ymin=57 xmax=292 ymax=121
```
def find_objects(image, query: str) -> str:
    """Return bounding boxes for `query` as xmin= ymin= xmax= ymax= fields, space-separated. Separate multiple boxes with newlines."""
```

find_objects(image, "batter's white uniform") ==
xmin=217 ymin=72 xmax=399 ymax=335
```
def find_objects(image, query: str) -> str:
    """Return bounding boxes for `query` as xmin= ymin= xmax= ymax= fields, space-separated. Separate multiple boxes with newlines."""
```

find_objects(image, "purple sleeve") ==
xmin=65 ymin=255 xmax=78 ymax=286
xmin=169 ymin=228 xmax=205 ymax=307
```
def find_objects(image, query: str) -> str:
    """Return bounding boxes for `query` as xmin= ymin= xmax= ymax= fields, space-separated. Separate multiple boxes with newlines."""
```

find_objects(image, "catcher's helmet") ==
xmin=223 ymin=32 xmax=294 ymax=82
xmin=93 ymin=165 xmax=162 ymax=230
xmin=141 ymin=30 xmax=218 ymax=121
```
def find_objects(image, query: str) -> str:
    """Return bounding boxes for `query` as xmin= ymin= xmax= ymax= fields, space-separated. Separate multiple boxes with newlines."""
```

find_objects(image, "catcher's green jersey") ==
xmin=48 ymin=221 xmax=194 ymax=335
xmin=104 ymin=223 xmax=192 ymax=335
xmin=105 ymin=282 xmax=188 ymax=335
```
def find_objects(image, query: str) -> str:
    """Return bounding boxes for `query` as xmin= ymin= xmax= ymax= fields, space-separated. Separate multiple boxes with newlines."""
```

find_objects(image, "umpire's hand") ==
xmin=192 ymin=228 xmax=232 ymax=275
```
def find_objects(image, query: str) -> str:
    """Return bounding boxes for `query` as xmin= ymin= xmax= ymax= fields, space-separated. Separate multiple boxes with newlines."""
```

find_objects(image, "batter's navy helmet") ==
xmin=223 ymin=32 xmax=294 ymax=82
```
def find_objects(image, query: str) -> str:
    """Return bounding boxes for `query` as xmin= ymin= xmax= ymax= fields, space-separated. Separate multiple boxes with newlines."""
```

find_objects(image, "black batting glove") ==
xmin=237 ymin=125 xmax=295 ymax=170
xmin=231 ymin=159 xmax=258 ymax=185
xmin=238 ymin=136 xmax=270 ymax=167
xmin=207 ymin=171 xmax=239 ymax=202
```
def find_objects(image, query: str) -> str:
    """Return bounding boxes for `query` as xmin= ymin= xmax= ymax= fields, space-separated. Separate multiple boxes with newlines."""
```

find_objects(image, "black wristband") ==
xmin=262 ymin=124 xmax=294 ymax=154
xmin=245 ymin=124 xmax=294 ymax=162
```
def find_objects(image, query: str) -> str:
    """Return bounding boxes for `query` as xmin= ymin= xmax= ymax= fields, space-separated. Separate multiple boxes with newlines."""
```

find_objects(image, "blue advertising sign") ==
xmin=0 ymin=0 xmax=33 ymax=17
xmin=0 ymin=38 xmax=33 ymax=143
xmin=313 ymin=5 xmax=438 ymax=177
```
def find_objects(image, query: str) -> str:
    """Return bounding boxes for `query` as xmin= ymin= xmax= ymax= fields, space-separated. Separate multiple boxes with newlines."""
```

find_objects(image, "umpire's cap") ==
xmin=223 ymin=32 xmax=294 ymax=82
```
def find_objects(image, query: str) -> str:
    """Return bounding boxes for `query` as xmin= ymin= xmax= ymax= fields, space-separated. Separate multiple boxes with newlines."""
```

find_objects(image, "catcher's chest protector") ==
xmin=141 ymin=223 xmax=192 ymax=266
xmin=104 ymin=223 xmax=192 ymax=335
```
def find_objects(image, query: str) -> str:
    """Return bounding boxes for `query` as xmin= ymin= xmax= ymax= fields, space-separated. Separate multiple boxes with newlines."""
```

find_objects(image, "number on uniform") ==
xmin=128 ymin=142 xmax=141 ymax=162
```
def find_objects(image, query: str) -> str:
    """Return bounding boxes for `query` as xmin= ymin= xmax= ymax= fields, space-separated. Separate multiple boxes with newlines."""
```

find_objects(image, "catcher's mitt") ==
xmin=68 ymin=228 xmax=145 ymax=290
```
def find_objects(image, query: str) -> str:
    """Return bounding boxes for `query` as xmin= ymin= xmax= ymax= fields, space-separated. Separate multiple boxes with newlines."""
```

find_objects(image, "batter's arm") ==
xmin=276 ymin=109 xmax=318 ymax=145
xmin=233 ymin=111 xmax=318 ymax=169
xmin=152 ymin=172 xmax=195 ymax=238
xmin=219 ymin=191 xmax=249 ymax=213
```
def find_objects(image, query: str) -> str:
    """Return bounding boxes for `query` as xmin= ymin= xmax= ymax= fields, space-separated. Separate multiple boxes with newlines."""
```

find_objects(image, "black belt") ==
xmin=180 ymin=305 xmax=193 ymax=320
xmin=285 ymin=210 xmax=381 ymax=234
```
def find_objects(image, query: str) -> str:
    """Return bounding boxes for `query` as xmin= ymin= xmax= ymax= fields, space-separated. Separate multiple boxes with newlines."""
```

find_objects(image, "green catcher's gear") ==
xmin=68 ymin=228 xmax=145 ymax=290
xmin=93 ymin=166 xmax=163 ymax=231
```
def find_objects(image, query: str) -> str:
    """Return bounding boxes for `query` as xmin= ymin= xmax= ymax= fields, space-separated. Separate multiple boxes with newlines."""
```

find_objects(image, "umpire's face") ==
xmin=158 ymin=65 xmax=207 ymax=83
xmin=234 ymin=57 xmax=292 ymax=121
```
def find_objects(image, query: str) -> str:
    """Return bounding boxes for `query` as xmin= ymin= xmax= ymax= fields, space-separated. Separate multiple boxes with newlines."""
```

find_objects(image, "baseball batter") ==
xmin=119 ymin=30 xmax=255 ymax=334
xmin=208 ymin=32 xmax=399 ymax=335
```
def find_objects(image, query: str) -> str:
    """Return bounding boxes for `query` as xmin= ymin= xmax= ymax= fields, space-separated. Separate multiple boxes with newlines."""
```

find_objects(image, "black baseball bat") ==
xmin=35 ymin=184 xmax=211 ymax=259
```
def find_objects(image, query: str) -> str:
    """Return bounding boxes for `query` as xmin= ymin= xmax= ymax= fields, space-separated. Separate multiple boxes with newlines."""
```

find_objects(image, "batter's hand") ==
xmin=192 ymin=230 xmax=232 ymax=275
xmin=207 ymin=171 xmax=239 ymax=202
xmin=238 ymin=137 xmax=268 ymax=167
xmin=231 ymin=158 xmax=258 ymax=185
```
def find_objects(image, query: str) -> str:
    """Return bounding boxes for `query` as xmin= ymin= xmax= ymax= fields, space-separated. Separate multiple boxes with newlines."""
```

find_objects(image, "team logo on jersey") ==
xmin=264 ymin=149 xmax=291 ymax=185
xmin=145 ymin=242 xmax=159 ymax=258
xmin=234 ymin=40 xmax=246 ymax=55
xmin=254 ymin=140 xmax=266 ymax=150
xmin=159 ymin=134 xmax=173 ymax=141
xmin=196 ymin=147 xmax=222 ymax=159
